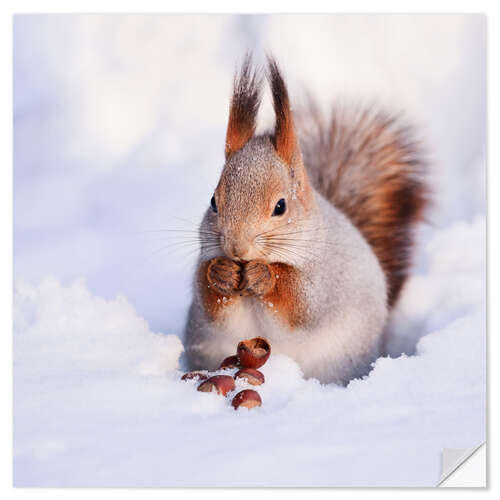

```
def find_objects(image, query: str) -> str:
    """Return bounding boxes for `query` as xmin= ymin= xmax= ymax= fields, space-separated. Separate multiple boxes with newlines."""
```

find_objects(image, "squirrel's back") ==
xmin=298 ymin=103 xmax=429 ymax=306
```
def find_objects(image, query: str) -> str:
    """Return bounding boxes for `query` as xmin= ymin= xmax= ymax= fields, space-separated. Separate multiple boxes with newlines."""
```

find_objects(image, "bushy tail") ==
xmin=298 ymin=102 xmax=429 ymax=306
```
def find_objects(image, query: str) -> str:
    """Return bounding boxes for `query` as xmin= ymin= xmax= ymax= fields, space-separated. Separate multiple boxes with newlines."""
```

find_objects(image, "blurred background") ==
xmin=13 ymin=14 xmax=486 ymax=335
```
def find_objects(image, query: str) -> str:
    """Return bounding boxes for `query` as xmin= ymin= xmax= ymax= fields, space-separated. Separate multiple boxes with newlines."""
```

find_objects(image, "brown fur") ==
xmin=241 ymin=261 xmax=276 ymax=297
xmin=206 ymin=257 xmax=242 ymax=296
xmin=268 ymin=57 xmax=297 ymax=165
xmin=225 ymin=54 xmax=262 ymax=159
xmin=201 ymin=256 xmax=306 ymax=328
xmin=263 ymin=263 xmax=308 ymax=328
xmin=199 ymin=259 xmax=240 ymax=320
xmin=299 ymin=102 xmax=429 ymax=306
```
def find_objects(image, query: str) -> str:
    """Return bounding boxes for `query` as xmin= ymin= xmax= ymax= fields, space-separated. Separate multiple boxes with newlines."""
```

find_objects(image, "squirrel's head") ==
xmin=206 ymin=56 xmax=315 ymax=264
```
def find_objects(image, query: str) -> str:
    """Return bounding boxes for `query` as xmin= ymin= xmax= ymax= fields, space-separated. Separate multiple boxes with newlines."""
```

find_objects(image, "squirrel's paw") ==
xmin=207 ymin=257 xmax=242 ymax=296
xmin=242 ymin=261 xmax=276 ymax=297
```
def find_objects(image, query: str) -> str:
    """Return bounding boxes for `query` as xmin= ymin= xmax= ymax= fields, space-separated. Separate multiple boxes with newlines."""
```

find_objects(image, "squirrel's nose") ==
xmin=223 ymin=238 xmax=250 ymax=261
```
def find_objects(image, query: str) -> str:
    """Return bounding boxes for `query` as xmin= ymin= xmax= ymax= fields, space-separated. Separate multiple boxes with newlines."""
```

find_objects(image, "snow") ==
xmin=13 ymin=15 xmax=485 ymax=486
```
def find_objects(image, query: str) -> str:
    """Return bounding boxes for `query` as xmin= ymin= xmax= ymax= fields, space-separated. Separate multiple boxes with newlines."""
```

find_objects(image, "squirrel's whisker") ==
xmin=151 ymin=241 xmax=205 ymax=257
xmin=268 ymin=242 xmax=319 ymax=259
xmin=263 ymin=241 xmax=318 ymax=264
xmin=266 ymin=225 xmax=337 ymax=237
xmin=139 ymin=228 xmax=218 ymax=235
xmin=255 ymin=219 xmax=295 ymax=238
xmin=261 ymin=237 xmax=335 ymax=249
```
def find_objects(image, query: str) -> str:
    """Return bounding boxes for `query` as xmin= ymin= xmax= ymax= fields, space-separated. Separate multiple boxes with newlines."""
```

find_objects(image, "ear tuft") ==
xmin=267 ymin=56 xmax=297 ymax=164
xmin=225 ymin=54 xmax=262 ymax=159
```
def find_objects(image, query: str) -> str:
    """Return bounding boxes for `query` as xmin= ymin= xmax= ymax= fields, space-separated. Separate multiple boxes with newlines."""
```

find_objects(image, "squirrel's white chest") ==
xmin=204 ymin=296 xmax=383 ymax=384
xmin=219 ymin=296 xmax=283 ymax=348
xmin=199 ymin=297 xmax=292 ymax=366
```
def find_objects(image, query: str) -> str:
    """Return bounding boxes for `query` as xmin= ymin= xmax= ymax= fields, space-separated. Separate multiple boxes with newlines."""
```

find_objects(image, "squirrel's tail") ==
xmin=298 ymin=102 xmax=429 ymax=307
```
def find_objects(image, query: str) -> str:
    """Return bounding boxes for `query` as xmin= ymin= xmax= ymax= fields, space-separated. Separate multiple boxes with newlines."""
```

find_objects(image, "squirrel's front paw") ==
xmin=207 ymin=257 xmax=242 ymax=296
xmin=242 ymin=261 xmax=276 ymax=297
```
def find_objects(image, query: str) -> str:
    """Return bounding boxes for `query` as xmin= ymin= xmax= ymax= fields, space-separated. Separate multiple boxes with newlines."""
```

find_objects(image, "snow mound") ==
xmin=387 ymin=215 xmax=486 ymax=356
xmin=13 ymin=216 xmax=485 ymax=487
xmin=14 ymin=277 xmax=183 ymax=378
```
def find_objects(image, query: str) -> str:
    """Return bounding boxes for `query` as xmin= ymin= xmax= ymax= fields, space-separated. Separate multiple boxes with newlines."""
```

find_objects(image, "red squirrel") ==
xmin=184 ymin=56 xmax=428 ymax=384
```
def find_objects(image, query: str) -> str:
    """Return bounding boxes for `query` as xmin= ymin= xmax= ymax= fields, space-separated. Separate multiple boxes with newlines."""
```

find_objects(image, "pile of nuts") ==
xmin=181 ymin=337 xmax=271 ymax=410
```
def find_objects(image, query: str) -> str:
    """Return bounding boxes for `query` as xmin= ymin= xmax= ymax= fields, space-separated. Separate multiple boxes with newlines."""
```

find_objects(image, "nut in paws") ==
xmin=242 ymin=261 xmax=275 ymax=297
xmin=207 ymin=257 xmax=242 ymax=296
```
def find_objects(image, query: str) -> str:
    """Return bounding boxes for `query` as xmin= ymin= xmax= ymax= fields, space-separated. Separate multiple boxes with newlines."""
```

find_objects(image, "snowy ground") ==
xmin=13 ymin=15 xmax=486 ymax=486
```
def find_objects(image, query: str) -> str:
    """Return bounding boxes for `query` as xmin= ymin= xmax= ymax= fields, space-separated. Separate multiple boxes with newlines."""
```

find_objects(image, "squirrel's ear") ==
xmin=225 ymin=55 xmax=262 ymax=160
xmin=268 ymin=57 xmax=297 ymax=165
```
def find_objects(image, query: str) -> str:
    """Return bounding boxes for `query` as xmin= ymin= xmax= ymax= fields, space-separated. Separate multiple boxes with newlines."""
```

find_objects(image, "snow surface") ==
xmin=13 ymin=15 xmax=486 ymax=486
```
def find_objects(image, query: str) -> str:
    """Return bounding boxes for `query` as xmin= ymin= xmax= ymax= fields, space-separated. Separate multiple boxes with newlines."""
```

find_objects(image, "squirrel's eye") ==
xmin=273 ymin=198 xmax=286 ymax=216
xmin=210 ymin=195 xmax=217 ymax=213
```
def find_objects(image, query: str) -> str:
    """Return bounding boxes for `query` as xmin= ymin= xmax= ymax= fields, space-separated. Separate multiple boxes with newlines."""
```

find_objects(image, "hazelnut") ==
xmin=237 ymin=337 xmax=271 ymax=369
xmin=219 ymin=355 xmax=240 ymax=370
xmin=231 ymin=389 xmax=262 ymax=410
xmin=181 ymin=371 xmax=208 ymax=381
xmin=197 ymin=375 xmax=235 ymax=396
xmin=234 ymin=368 xmax=265 ymax=386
